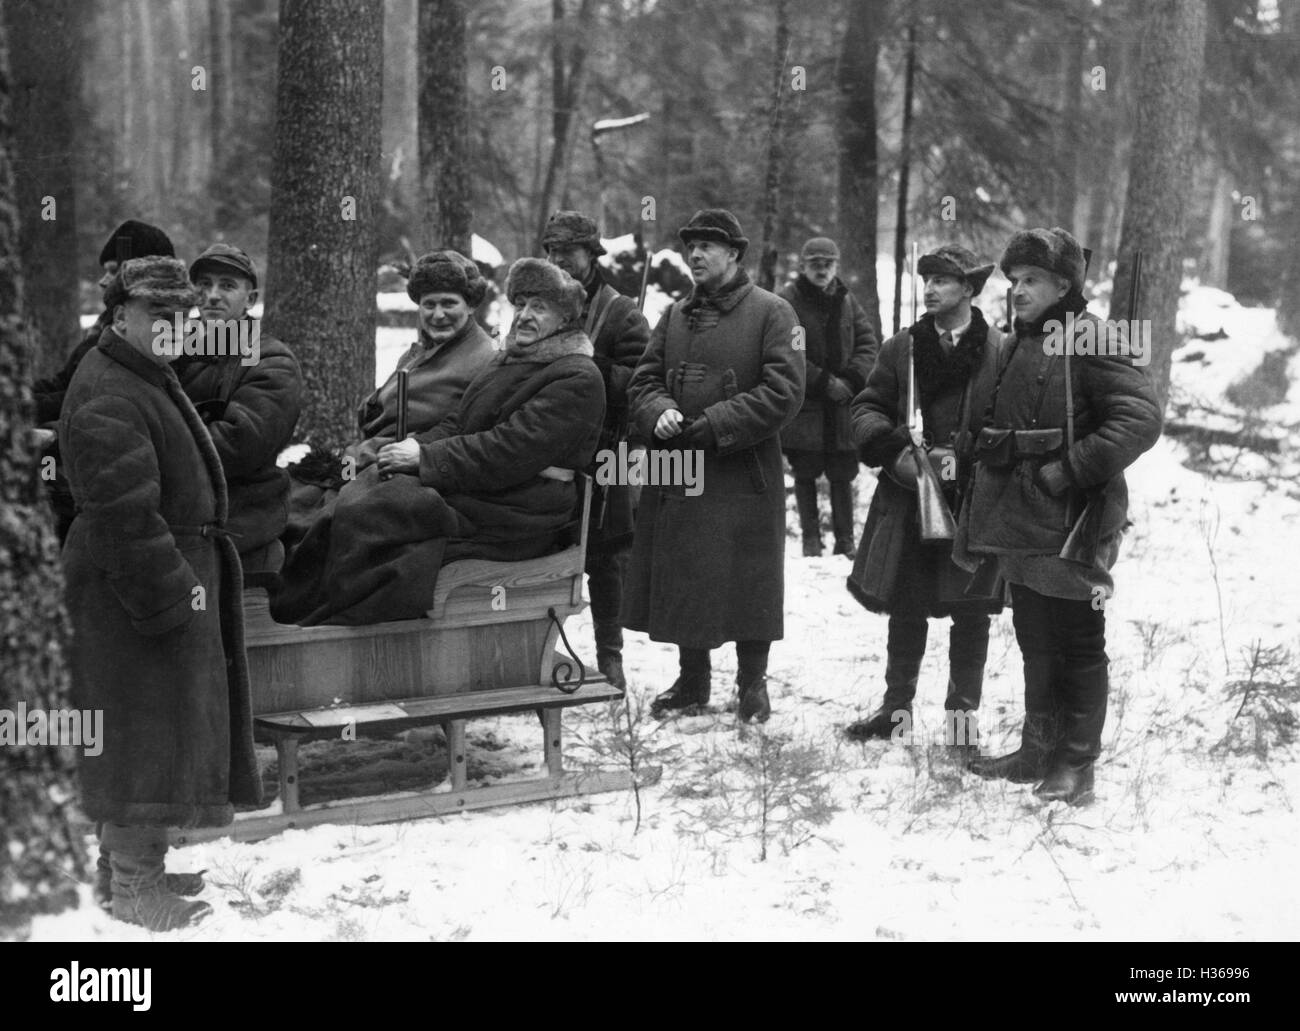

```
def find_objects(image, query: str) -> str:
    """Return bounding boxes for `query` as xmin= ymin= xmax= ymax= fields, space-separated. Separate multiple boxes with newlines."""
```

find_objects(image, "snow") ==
xmin=28 ymin=274 xmax=1300 ymax=942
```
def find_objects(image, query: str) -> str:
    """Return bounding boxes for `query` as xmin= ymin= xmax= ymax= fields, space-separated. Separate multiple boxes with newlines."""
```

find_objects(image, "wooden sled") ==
xmin=172 ymin=476 xmax=631 ymax=845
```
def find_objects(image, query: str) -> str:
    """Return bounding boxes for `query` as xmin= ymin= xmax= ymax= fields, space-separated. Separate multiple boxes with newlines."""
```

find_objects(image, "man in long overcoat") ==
xmin=622 ymin=209 xmax=805 ymax=723
xmin=61 ymin=257 xmax=262 ymax=930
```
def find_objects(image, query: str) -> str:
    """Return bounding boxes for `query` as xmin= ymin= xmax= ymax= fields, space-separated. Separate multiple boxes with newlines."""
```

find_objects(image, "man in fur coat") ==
xmin=61 ymin=257 xmax=262 ymax=931
xmin=778 ymin=236 xmax=879 ymax=557
xmin=962 ymin=227 xmax=1162 ymax=804
xmin=622 ymin=209 xmax=805 ymax=724
xmin=271 ymin=259 xmax=605 ymax=626
xmin=846 ymin=245 xmax=1003 ymax=748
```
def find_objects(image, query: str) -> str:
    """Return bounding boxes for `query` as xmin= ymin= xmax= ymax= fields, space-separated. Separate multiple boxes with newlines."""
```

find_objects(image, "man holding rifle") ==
xmin=542 ymin=210 xmax=651 ymax=691
xmin=961 ymin=227 xmax=1161 ymax=804
xmin=846 ymin=245 xmax=1003 ymax=749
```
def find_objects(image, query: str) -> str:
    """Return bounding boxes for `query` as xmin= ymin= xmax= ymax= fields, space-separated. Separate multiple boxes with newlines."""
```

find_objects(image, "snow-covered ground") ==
xmin=36 ymin=279 xmax=1300 ymax=942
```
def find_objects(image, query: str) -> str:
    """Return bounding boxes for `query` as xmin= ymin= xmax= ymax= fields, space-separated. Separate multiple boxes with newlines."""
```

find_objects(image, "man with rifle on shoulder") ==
xmin=959 ymin=227 xmax=1161 ymax=804
xmin=846 ymin=244 xmax=1004 ymax=752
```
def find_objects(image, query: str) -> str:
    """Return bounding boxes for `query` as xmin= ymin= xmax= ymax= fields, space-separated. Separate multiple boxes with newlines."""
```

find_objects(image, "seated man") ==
xmin=177 ymin=243 xmax=304 ymax=582
xmin=283 ymin=250 xmax=496 ymax=543
xmin=271 ymin=258 xmax=606 ymax=626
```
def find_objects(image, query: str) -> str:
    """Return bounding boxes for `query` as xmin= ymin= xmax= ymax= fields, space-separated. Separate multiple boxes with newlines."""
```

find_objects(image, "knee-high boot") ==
xmin=830 ymin=480 xmax=857 ymax=557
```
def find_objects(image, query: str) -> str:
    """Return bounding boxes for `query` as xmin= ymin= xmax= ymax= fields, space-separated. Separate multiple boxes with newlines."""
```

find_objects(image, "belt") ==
xmin=169 ymin=522 xmax=242 ymax=541
xmin=538 ymin=466 xmax=575 ymax=483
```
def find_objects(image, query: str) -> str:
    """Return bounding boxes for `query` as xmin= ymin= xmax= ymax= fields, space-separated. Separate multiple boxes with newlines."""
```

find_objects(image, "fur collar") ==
xmin=499 ymin=326 xmax=594 ymax=364
xmin=1014 ymin=289 xmax=1088 ymax=337
xmin=684 ymin=267 xmax=753 ymax=314
xmin=793 ymin=273 xmax=846 ymax=307
xmin=909 ymin=306 xmax=991 ymax=407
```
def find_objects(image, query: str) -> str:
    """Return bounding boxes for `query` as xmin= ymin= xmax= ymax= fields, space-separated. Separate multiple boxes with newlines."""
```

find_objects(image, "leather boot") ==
xmin=95 ymin=847 xmax=205 ymax=913
xmin=102 ymin=824 xmax=212 ymax=932
xmin=794 ymin=479 xmax=822 ymax=556
xmin=736 ymin=642 xmax=772 ymax=724
xmin=1035 ymin=655 xmax=1108 ymax=805
xmin=943 ymin=615 xmax=989 ymax=759
xmin=968 ymin=651 xmax=1059 ymax=781
xmin=650 ymin=672 xmax=711 ymax=717
xmin=845 ymin=655 xmax=921 ymax=741
xmin=830 ymin=480 xmax=857 ymax=557
xmin=596 ymin=650 xmax=626 ymax=691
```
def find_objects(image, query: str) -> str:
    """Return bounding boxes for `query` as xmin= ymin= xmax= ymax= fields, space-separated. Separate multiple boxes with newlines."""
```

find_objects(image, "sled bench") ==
xmin=172 ymin=476 xmax=632 ymax=845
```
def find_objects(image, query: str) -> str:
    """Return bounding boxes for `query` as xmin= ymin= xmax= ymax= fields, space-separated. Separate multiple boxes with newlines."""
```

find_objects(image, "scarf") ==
xmin=907 ymin=306 xmax=990 ymax=408
xmin=794 ymin=274 xmax=848 ymax=369
xmin=500 ymin=325 xmax=594 ymax=364
xmin=1013 ymin=289 xmax=1089 ymax=337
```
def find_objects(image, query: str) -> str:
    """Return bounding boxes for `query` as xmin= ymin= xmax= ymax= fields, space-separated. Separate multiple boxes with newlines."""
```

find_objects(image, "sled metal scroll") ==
xmin=548 ymin=606 xmax=587 ymax=694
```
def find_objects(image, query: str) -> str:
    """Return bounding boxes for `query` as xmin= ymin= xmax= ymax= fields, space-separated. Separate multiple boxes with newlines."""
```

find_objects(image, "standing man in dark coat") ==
xmin=61 ymin=257 xmax=262 ymax=930
xmin=542 ymin=210 xmax=651 ymax=690
xmin=961 ymin=228 xmax=1162 ymax=803
xmin=845 ymin=245 xmax=1002 ymax=748
xmin=179 ymin=243 xmax=304 ymax=584
xmin=623 ymin=209 xmax=805 ymax=723
xmin=778 ymin=236 xmax=879 ymax=557
xmin=32 ymin=219 xmax=175 ymax=544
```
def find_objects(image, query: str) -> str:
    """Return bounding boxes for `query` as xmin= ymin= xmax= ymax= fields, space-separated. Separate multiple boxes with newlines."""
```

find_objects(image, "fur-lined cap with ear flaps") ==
xmin=678 ymin=208 xmax=749 ymax=261
xmin=999 ymin=227 xmax=1086 ymax=294
xmin=918 ymin=244 xmax=995 ymax=294
xmin=541 ymin=210 xmax=606 ymax=256
xmin=406 ymin=250 xmax=488 ymax=307
xmin=505 ymin=257 xmax=585 ymax=325
xmin=103 ymin=256 xmax=200 ymax=312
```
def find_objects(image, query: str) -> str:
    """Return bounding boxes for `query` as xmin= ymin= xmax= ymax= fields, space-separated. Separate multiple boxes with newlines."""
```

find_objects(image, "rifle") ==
xmin=395 ymin=368 xmax=409 ymax=442
xmin=903 ymin=241 xmax=956 ymax=541
xmin=1060 ymin=249 xmax=1141 ymax=565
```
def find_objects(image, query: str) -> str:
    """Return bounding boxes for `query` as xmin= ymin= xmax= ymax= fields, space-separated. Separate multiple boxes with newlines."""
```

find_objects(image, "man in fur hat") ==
xmin=622 ymin=208 xmax=805 ymax=723
xmin=778 ymin=236 xmax=879 ymax=558
xmin=961 ymin=227 xmax=1161 ymax=804
xmin=542 ymin=211 xmax=651 ymax=690
xmin=845 ymin=244 xmax=1002 ymax=749
xmin=61 ymin=256 xmax=261 ymax=930
xmin=34 ymin=219 xmax=176 ymax=544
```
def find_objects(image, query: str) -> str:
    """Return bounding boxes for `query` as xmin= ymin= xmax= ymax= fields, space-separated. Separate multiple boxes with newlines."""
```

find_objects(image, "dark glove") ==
xmin=678 ymin=416 xmax=717 ymax=452
xmin=1036 ymin=460 xmax=1071 ymax=497
xmin=824 ymin=376 xmax=854 ymax=404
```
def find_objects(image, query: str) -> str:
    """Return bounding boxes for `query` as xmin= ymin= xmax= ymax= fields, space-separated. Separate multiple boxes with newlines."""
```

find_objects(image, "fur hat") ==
xmin=678 ymin=208 xmax=749 ymax=261
xmin=540 ymin=210 xmax=606 ymax=256
xmin=98 ymin=220 xmax=175 ymax=266
xmin=918 ymin=244 xmax=995 ymax=294
xmin=406 ymin=250 xmax=487 ymax=307
xmin=505 ymin=257 xmax=584 ymax=325
xmin=103 ymin=256 xmax=200 ymax=312
xmin=800 ymin=237 xmax=840 ymax=262
xmin=999 ymin=227 xmax=1086 ymax=294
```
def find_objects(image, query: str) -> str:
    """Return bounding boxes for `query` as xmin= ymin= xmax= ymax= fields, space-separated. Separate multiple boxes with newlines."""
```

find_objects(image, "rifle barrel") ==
xmin=396 ymin=368 xmax=409 ymax=441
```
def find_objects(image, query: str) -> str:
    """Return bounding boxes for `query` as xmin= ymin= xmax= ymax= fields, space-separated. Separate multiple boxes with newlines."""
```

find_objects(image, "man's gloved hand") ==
xmin=824 ymin=375 xmax=854 ymax=404
xmin=1036 ymin=460 xmax=1071 ymax=497
xmin=677 ymin=416 xmax=716 ymax=452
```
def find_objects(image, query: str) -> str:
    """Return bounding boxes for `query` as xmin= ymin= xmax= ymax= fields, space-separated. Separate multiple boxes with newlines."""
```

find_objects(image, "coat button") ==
xmin=1036 ymin=374 xmax=1045 ymax=383
xmin=440 ymin=464 xmax=451 ymax=474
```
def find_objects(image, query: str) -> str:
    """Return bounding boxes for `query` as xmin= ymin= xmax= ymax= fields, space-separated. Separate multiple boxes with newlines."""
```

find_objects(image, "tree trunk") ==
xmin=891 ymin=22 xmax=916 ymax=336
xmin=419 ymin=0 xmax=472 ymax=255
xmin=535 ymin=0 xmax=595 ymax=250
xmin=1056 ymin=5 xmax=1084 ymax=233
xmin=210 ymin=0 xmax=235 ymax=235
xmin=2 ymin=0 xmax=81 ymax=377
xmin=756 ymin=0 xmax=790 ymax=292
xmin=0 ymin=14 xmax=83 ymax=939
xmin=836 ymin=0 xmax=882 ymax=338
xmin=1109 ymin=0 xmax=1208 ymax=411
xmin=383 ymin=0 xmax=419 ymax=230
xmin=264 ymin=0 xmax=383 ymax=451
